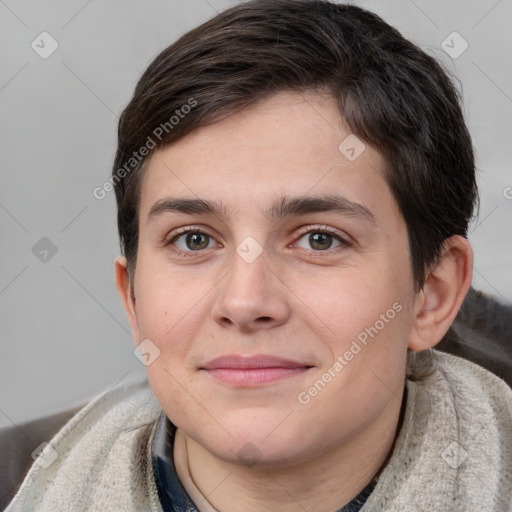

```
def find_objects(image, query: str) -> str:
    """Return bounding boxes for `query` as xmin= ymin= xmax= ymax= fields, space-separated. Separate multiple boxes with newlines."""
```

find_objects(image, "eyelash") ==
xmin=163 ymin=225 xmax=352 ymax=258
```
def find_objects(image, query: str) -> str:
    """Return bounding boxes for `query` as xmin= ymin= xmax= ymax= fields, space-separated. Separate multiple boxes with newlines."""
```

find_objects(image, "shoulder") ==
xmin=436 ymin=287 xmax=512 ymax=387
xmin=431 ymin=348 xmax=512 ymax=406
xmin=409 ymin=345 xmax=512 ymax=433
xmin=364 ymin=348 xmax=512 ymax=510
xmin=0 ymin=406 xmax=83 ymax=511
xmin=2 ymin=378 xmax=161 ymax=512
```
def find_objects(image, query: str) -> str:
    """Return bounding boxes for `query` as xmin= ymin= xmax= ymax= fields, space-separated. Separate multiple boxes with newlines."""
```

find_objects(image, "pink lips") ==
xmin=201 ymin=355 xmax=312 ymax=386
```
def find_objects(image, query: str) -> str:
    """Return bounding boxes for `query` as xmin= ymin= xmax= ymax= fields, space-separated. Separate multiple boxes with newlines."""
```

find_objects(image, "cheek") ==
xmin=136 ymin=255 xmax=197 ymax=326
xmin=133 ymin=265 xmax=209 ymax=368
xmin=299 ymin=264 xmax=411 ymax=389
xmin=134 ymin=273 xmax=207 ymax=420
xmin=342 ymin=300 xmax=410 ymax=404
xmin=292 ymin=263 xmax=405 ymax=339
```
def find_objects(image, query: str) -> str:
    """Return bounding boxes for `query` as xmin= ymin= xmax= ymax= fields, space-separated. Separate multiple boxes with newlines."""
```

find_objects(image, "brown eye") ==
xmin=295 ymin=229 xmax=349 ymax=252
xmin=166 ymin=229 xmax=217 ymax=255
xmin=182 ymin=232 xmax=211 ymax=250
xmin=308 ymin=232 xmax=335 ymax=250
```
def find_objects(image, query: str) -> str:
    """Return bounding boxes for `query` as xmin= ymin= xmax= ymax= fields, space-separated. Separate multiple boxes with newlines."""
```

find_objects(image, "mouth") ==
xmin=200 ymin=355 xmax=314 ymax=386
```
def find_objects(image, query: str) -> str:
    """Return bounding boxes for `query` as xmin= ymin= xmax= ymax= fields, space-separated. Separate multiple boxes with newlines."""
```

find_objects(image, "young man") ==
xmin=5 ymin=1 xmax=512 ymax=510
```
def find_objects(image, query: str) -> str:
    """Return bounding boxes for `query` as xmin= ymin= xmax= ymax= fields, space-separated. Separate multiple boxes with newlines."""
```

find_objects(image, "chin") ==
xmin=211 ymin=438 xmax=310 ymax=469
xmin=191 ymin=414 xmax=317 ymax=468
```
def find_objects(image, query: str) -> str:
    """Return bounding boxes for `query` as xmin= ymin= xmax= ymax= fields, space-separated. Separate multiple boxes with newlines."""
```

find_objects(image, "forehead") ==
xmin=139 ymin=90 xmax=398 ymax=225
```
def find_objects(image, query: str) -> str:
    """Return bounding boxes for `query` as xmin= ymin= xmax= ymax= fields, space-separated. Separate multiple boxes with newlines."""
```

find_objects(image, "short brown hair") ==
xmin=113 ymin=0 xmax=478 ymax=290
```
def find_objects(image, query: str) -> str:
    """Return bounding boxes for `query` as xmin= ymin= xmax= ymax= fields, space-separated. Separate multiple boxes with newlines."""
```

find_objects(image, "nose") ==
xmin=210 ymin=243 xmax=291 ymax=333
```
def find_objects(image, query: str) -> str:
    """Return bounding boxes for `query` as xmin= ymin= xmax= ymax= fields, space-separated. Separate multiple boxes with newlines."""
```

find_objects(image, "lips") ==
xmin=200 ymin=355 xmax=313 ymax=386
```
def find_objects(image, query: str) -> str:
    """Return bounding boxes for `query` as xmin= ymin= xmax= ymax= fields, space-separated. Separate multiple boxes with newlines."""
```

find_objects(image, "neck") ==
xmin=174 ymin=387 xmax=407 ymax=512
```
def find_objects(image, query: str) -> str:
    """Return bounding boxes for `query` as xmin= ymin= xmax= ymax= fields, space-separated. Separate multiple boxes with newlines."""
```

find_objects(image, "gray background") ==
xmin=1 ymin=0 xmax=511 ymax=429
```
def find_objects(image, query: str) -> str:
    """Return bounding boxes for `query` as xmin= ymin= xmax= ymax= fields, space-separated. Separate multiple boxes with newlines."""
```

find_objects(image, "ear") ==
xmin=114 ymin=256 xmax=140 ymax=343
xmin=408 ymin=235 xmax=473 ymax=351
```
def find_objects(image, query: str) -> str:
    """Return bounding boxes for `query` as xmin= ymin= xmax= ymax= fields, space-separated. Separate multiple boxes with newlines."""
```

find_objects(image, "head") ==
xmin=114 ymin=0 xmax=475 ymax=467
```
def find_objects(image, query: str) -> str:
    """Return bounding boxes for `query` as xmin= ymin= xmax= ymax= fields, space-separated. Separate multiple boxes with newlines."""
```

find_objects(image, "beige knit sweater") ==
xmin=5 ymin=349 xmax=512 ymax=512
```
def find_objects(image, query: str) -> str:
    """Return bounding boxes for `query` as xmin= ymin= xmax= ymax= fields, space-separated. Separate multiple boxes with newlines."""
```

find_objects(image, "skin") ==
xmin=115 ymin=89 xmax=473 ymax=511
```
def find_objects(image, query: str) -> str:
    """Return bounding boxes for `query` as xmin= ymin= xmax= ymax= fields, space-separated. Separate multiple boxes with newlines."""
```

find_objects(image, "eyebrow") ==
xmin=147 ymin=194 xmax=376 ymax=225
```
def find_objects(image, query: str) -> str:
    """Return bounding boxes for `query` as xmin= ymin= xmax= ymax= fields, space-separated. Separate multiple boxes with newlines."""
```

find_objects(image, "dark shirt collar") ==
xmin=151 ymin=412 xmax=376 ymax=512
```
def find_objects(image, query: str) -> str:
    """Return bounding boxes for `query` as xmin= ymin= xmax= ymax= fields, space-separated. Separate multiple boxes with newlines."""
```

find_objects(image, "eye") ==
xmin=164 ymin=225 xmax=351 ymax=258
xmin=293 ymin=226 xmax=351 ymax=253
xmin=165 ymin=227 xmax=218 ymax=256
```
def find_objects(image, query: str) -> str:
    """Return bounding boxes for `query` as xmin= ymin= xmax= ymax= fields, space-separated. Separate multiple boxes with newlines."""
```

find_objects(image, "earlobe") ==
xmin=114 ymin=256 xmax=140 ymax=340
xmin=408 ymin=236 xmax=473 ymax=351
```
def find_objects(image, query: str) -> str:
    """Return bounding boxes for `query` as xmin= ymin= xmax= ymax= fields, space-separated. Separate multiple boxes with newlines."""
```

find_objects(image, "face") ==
xmin=118 ymin=90 xmax=418 ymax=468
